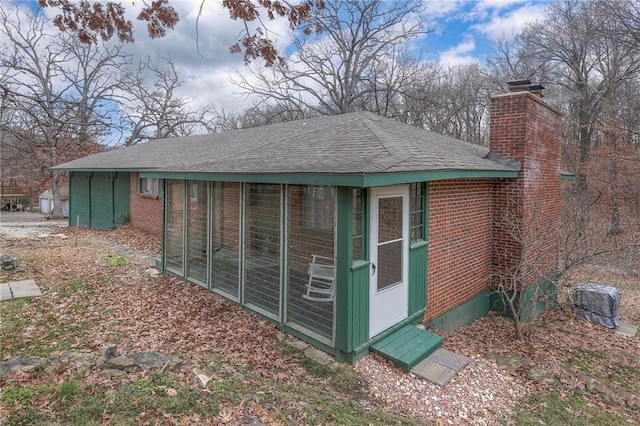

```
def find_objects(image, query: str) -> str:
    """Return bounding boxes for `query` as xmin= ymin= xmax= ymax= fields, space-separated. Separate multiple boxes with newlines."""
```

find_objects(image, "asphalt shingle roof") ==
xmin=52 ymin=111 xmax=518 ymax=175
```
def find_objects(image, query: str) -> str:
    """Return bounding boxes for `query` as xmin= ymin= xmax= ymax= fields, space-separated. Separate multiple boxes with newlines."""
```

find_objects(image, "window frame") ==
xmin=139 ymin=177 xmax=159 ymax=197
xmin=409 ymin=182 xmax=426 ymax=242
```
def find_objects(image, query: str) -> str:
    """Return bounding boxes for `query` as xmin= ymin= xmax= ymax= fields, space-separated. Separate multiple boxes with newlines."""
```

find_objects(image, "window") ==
xmin=303 ymin=185 xmax=335 ymax=231
xmin=353 ymin=189 xmax=363 ymax=260
xmin=189 ymin=181 xmax=199 ymax=201
xmin=410 ymin=182 xmax=425 ymax=242
xmin=139 ymin=177 xmax=159 ymax=196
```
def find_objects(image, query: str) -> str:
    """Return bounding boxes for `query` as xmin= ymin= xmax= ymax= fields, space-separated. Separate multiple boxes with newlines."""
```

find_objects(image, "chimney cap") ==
xmin=528 ymin=84 xmax=545 ymax=92
xmin=506 ymin=79 xmax=545 ymax=96
xmin=507 ymin=79 xmax=532 ymax=87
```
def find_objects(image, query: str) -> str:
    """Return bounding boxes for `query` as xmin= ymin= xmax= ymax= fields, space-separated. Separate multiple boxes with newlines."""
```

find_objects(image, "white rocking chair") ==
xmin=303 ymin=254 xmax=335 ymax=302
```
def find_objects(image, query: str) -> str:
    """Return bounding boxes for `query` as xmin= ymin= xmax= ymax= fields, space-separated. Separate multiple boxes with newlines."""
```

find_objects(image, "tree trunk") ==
xmin=608 ymin=140 xmax=621 ymax=235
xmin=576 ymin=97 xmax=592 ymax=193
xmin=51 ymin=170 xmax=63 ymax=219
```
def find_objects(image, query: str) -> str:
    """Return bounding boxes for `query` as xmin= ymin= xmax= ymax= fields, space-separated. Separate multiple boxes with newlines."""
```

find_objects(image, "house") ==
xmin=52 ymin=81 xmax=564 ymax=366
xmin=39 ymin=188 xmax=70 ymax=217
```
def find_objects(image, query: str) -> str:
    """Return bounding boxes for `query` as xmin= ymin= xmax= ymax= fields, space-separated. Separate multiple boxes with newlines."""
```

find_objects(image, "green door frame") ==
xmin=334 ymin=184 xmax=429 ymax=362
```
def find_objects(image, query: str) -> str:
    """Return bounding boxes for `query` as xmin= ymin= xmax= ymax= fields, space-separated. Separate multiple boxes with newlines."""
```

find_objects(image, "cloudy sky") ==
xmin=15 ymin=0 xmax=550 ymax=114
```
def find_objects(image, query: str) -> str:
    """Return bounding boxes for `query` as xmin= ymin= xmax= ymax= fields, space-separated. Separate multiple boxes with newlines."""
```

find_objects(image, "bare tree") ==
xmin=359 ymin=45 xmax=426 ymax=119
xmin=491 ymin=198 xmax=561 ymax=340
xmin=119 ymin=56 xmax=217 ymax=145
xmin=493 ymin=0 xmax=640 ymax=190
xmin=0 ymin=6 xmax=127 ymax=217
xmin=400 ymin=63 xmax=499 ymax=144
xmin=233 ymin=0 xmax=431 ymax=116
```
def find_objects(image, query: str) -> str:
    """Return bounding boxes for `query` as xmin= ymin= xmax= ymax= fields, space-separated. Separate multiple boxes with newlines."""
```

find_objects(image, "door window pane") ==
xmin=377 ymin=240 xmax=402 ymax=291
xmin=378 ymin=197 xmax=403 ymax=242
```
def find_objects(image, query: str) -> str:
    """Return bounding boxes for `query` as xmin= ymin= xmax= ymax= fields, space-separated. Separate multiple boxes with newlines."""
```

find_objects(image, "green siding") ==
xmin=113 ymin=173 xmax=131 ymax=225
xmin=428 ymin=290 xmax=490 ymax=332
xmin=68 ymin=172 xmax=131 ymax=230
xmin=69 ymin=172 xmax=91 ymax=227
xmin=347 ymin=261 xmax=370 ymax=352
xmin=489 ymin=272 xmax=559 ymax=323
xmin=408 ymin=241 xmax=428 ymax=315
xmin=91 ymin=173 xmax=113 ymax=229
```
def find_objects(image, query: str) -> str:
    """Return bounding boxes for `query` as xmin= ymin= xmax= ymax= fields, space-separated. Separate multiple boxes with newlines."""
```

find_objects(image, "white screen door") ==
xmin=369 ymin=186 xmax=409 ymax=338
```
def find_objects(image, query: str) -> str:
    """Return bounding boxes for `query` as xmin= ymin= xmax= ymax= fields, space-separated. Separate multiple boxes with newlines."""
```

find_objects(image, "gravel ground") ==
xmin=0 ymin=223 xmax=68 ymax=239
xmin=355 ymin=354 xmax=526 ymax=425
xmin=0 ymin=211 xmax=68 ymax=240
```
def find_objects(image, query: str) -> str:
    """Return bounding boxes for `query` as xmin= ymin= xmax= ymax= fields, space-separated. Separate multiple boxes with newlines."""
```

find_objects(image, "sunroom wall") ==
xmin=163 ymin=180 xmax=336 ymax=345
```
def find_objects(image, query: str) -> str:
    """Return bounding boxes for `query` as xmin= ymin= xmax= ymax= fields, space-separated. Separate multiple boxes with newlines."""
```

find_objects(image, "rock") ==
xmin=193 ymin=367 xmax=212 ymax=387
xmin=100 ymin=368 xmax=125 ymax=378
xmin=232 ymin=415 xmax=266 ymax=426
xmin=527 ymin=366 xmax=561 ymax=387
xmin=101 ymin=344 xmax=118 ymax=360
xmin=145 ymin=268 xmax=160 ymax=278
xmin=0 ymin=356 xmax=47 ymax=378
xmin=21 ymin=364 xmax=40 ymax=374
xmin=303 ymin=348 xmax=335 ymax=367
xmin=66 ymin=352 xmax=95 ymax=376
xmin=626 ymin=396 xmax=640 ymax=411
xmin=485 ymin=352 xmax=531 ymax=374
xmin=287 ymin=339 xmax=309 ymax=352
xmin=128 ymin=351 xmax=182 ymax=370
xmin=102 ymin=355 xmax=135 ymax=370
xmin=0 ymin=253 xmax=18 ymax=270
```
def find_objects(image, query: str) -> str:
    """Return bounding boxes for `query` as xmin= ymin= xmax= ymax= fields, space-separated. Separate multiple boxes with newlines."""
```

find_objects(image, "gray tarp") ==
xmin=572 ymin=283 xmax=621 ymax=328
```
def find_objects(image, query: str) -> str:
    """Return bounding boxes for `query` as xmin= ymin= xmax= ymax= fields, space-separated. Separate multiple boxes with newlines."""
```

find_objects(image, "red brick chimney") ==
xmin=489 ymin=80 xmax=562 ymax=289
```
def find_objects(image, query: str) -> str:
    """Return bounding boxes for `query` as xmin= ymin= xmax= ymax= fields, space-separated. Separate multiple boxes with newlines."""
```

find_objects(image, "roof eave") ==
xmin=138 ymin=169 xmax=519 ymax=187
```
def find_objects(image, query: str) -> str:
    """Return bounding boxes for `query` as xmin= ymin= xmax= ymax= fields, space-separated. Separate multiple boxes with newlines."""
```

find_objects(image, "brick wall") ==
xmin=425 ymin=179 xmax=493 ymax=321
xmin=130 ymin=173 xmax=163 ymax=236
xmin=489 ymin=90 xmax=562 ymax=285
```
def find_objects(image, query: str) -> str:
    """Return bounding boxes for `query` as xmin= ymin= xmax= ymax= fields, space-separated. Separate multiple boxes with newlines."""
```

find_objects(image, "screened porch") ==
xmin=164 ymin=180 xmax=336 ymax=345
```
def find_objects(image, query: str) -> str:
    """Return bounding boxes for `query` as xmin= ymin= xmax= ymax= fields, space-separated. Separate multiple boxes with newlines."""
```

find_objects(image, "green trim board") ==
xmin=370 ymin=324 xmax=443 ymax=371
xmin=427 ymin=289 xmax=491 ymax=333
xmin=489 ymin=271 xmax=559 ymax=323
xmin=408 ymin=241 xmax=428 ymax=316
xmin=139 ymin=169 xmax=518 ymax=187
xmin=335 ymin=187 xmax=359 ymax=353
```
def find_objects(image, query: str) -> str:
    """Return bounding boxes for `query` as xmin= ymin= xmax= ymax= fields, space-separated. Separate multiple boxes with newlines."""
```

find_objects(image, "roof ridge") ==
xmin=360 ymin=114 xmax=412 ymax=171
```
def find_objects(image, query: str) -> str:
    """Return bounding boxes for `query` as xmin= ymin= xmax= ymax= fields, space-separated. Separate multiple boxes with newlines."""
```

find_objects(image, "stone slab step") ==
xmin=411 ymin=348 xmax=471 ymax=386
xmin=0 ymin=279 xmax=42 ymax=301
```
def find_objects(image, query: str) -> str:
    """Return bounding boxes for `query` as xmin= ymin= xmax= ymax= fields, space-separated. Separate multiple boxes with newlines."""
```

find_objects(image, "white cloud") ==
xmin=438 ymin=35 xmax=479 ymax=66
xmin=120 ymin=1 xmax=296 ymax=113
xmin=470 ymin=3 xmax=547 ymax=40
xmin=423 ymin=0 xmax=466 ymax=18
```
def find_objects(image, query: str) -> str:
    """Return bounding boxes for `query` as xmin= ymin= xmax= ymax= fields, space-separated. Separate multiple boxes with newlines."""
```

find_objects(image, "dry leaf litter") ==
xmin=1 ymin=221 xmax=638 ymax=425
